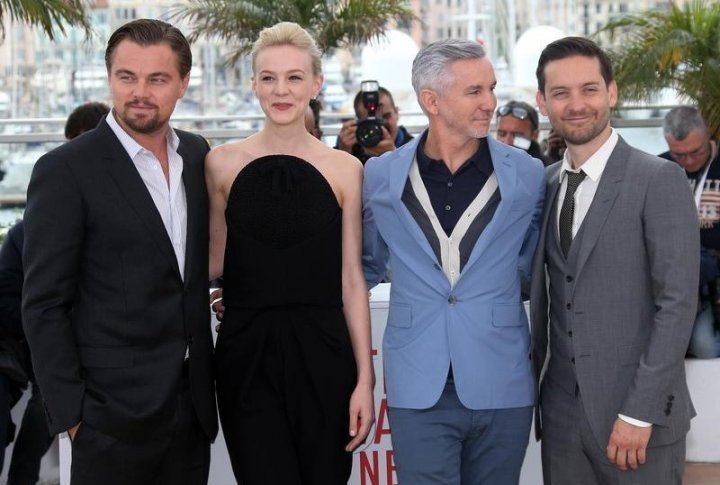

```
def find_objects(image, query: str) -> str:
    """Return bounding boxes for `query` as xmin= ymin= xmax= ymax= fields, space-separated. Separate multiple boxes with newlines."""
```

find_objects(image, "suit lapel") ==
xmin=179 ymin=139 xmax=203 ymax=286
xmin=573 ymin=138 xmax=629 ymax=278
xmin=98 ymin=121 xmax=182 ymax=280
xmin=389 ymin=137 xmax=440 ymax=265
xmin=462 ymin=138 xmax=517 ymax=271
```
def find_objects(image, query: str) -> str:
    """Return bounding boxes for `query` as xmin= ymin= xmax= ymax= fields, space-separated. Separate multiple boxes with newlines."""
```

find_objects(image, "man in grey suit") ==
xmin=530 ymin=36 xmax=700 ymax=484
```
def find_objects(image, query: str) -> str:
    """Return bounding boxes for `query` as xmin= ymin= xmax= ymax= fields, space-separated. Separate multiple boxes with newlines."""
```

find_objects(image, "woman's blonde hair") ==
xmin=251 ymin=22 xmax=322 ymax=76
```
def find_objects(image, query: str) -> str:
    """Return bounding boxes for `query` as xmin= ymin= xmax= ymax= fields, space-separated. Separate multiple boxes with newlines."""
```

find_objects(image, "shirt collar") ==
xmin=417 ymin=132 xmax=491 ymax=176
xmin=106 ymin=110 xmax=180 ymax=160
xmin=559 ymin=128 xmax=618 ymax=183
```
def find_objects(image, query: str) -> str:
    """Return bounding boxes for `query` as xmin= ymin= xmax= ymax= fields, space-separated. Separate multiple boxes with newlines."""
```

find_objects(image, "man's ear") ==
xmin=419 ymin=89 xmax=439 ymax=116
xmin=536 ymin=90 xmax=548 ymax=116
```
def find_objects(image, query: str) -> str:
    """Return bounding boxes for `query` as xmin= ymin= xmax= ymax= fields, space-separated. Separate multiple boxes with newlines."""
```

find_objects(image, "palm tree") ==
xmin=598 ymin=0 xmax=720 ymax=137
xmin=174 ymin=0 xmax=417 ymax=63
xmin=0 ymin=0 xmax=92 ymax=41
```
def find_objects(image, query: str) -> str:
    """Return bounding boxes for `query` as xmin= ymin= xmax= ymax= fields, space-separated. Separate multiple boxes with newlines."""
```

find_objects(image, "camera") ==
xmin=355 ymin=80 xmax=385 ymax=148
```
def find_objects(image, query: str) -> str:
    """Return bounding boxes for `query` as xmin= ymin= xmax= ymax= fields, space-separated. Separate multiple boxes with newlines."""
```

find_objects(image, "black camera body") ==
xmin=356 ymin=80 xmax=385 ymax=148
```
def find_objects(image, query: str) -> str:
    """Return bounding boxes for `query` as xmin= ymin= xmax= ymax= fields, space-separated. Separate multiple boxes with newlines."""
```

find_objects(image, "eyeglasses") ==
xmin=670 ymin=142 xmax=711 ymax=161
xmin=497 ymin=105 xmax=529 ymax=120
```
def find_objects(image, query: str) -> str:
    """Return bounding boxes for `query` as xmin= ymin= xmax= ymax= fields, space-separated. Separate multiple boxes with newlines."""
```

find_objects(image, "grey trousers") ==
xmin=540 ymin=378 xmax=686 ymax=485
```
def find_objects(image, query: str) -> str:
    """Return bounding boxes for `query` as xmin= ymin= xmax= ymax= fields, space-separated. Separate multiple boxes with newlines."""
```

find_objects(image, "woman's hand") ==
xmin=345 ymin=381 xmax=375 ymax=452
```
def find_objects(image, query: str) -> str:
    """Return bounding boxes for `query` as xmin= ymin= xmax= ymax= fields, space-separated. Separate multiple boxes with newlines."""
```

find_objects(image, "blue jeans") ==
xmin=688 ymin=303 xmax=720 ymax=358
xmin=388 ymin=378 xmax=532 ymax=485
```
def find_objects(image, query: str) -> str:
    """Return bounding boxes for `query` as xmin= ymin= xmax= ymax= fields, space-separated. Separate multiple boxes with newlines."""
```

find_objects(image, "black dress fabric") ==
xmin=216 ymin=154 xmax=357 ymax=484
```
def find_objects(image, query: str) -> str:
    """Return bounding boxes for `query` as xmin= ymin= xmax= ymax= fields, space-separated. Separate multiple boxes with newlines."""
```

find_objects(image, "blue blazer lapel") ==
xmin=388 ymin=136 xmax=440 ymax=265
xmin=462 ymin=138 xmax=517 ymax=271
xmin=99 ymin=121 xmax=183 ymax=280
xmin=574 ymin=138 xmax=629 ymax=278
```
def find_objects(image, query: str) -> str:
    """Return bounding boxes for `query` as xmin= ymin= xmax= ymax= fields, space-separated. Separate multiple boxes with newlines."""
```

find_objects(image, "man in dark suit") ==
xmin=0 ymin=102 xmax=109 ymax=485
xmin=22 ymin=19 xmax=218 ymax=485
xmin=530 ymin=36 xmax=699 ymax=484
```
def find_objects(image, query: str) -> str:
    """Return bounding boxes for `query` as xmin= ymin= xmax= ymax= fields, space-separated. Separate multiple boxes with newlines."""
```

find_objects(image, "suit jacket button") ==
xmin=665 ymin=409 xmax=671 ymax=416
xmin=568 ymin=330 xmax=573 ymax=337
xmin=566 ymin=303 xmax=572 ymax=310
xmin=571 ymin=357 xmax=575 ymax=364
xmin=448 ymin=295 xmax=457 ymax=305
xmin=668 ymin=395 xmax=675 ymax=401
xmin=565 ymin=275 xmax=573 ymax=282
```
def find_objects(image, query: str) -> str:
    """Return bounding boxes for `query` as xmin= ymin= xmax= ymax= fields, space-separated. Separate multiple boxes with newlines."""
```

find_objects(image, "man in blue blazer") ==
xmin=363 ymin=39 xmax=545 ymax=484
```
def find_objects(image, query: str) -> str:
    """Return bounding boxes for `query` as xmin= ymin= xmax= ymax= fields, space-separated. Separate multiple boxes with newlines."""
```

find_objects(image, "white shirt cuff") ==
xmin=618 ymin=414 xmax=652 ymax=427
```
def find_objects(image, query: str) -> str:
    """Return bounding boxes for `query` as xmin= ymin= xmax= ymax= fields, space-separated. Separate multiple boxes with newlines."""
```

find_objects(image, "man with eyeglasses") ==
xmin=660 ymin=106 xmax=720 ymax=359
xmin=336 ymin=86 xmax=413 ymax=163
xmin=495 ymin=100 xmax=552 ymax=165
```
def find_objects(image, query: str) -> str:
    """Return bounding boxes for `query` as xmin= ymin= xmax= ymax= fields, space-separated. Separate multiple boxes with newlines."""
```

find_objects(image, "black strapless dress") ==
xmin=216 ymin=155 xmax=357 ymax=484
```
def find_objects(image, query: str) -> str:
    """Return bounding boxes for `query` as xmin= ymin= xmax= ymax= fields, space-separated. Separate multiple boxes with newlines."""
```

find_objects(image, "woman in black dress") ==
xmin=206 ymin=22 xmax=375 ymax=484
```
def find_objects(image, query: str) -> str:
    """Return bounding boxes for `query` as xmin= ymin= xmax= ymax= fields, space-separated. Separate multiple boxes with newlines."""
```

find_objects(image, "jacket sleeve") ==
xmin=620 ymin=160 xmax=700 ymax=424
xmin=362 ymin=158 xmax=390 ymax=288
xmin=22 ymin=153 xmax=86 ymax=436
xmin=519 ymin=158 xmax=546 ymax=299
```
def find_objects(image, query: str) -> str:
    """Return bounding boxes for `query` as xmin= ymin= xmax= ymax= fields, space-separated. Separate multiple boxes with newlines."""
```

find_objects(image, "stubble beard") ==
xmin=119 ymin=105 xmax=164 ymax=135
xmin=558 ymin=109 xmax=610 ymax=146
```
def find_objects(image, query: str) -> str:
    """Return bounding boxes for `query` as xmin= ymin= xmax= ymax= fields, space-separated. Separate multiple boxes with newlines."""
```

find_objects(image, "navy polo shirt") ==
xmin=416 ymin=134 xmax=494 ymax=235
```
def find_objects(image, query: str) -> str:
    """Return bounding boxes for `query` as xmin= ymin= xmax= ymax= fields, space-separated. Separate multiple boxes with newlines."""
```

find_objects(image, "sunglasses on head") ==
xmin=497 ymin=105 xmax=529 ymax=120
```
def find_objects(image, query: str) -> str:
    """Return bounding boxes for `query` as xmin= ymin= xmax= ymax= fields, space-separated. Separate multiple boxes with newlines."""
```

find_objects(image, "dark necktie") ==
xmin=559 ymin=170 xmax=586 ymax=257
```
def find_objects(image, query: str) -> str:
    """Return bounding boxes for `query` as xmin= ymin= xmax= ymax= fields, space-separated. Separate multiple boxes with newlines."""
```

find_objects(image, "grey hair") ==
xmin=663 ymin=106 xmax=707 ymax=140
xmin=411 ymin=39 xmax=487 ymax=111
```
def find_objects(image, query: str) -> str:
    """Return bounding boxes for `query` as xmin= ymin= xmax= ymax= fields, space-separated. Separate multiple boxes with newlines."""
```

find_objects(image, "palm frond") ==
xmin=173 ymin=0 xmax=416 ymax=64
xmin=597 ymin=0 xmax=720 ymax=136
xmin=0 ymin=0 xmax=92 ymax=40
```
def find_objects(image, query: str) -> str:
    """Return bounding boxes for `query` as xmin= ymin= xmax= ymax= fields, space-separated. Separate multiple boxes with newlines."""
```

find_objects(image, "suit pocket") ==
xmin=387 ymin=304 xmax=412 ymax=328
xmin=492 ymin=302 xmax=524 ymax=327
xmin=78 ymin=347 xmax=134 ymax=368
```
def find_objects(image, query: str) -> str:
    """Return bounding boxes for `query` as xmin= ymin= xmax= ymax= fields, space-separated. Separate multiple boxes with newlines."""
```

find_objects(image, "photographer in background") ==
xmin=495 ymin=100 xmax=552 ymax=165
xmin=336 ymin=83 xmax=413 ymax=163
xmin=659 ymin=106 xmax=720 ymax=358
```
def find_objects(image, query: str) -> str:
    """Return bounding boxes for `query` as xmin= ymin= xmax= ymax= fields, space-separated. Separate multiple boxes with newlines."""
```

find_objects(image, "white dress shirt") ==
xmin=556 ymin=129 xmax=617 ymax=238
xmin=556 ymin=129 xmax=651 ymax=428
xmin=106 ymin=112 xmax=188 ymax=279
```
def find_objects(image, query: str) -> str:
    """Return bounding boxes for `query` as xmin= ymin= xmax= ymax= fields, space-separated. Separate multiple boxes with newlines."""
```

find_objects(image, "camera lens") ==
xmin=356 ymin=119 xmax=383 ymax=148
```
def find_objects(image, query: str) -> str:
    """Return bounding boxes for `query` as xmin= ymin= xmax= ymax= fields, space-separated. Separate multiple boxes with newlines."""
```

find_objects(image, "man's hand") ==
xmin=337 ymin=119 xmax=358 ymax=152
xmin=606 ymin=418 xmax=653 ymax=471
xmin=210 ymin=288 xmax=225 ymax=330
xmin=363 ymin=126 xmax=396 ymax=157
xmin=68 ymin=422 xmax=81 ymax=442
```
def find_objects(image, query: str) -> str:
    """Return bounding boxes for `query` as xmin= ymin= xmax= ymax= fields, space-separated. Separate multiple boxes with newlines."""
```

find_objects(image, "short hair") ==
xmin=105 ymin=19 xmax=192 ymax=79
xmin=64 ymin=102 xmax=110 ymax=140
xmin=536 ymin=36 xmax=613 ymax=93
xmin=411 ymin=39 xmax=487 ymax=106
xmin=353 ymin=86 xmax=395 ymax=117
xmin=663 ymin=106 xmax=707 ymax=140
xmin=251 ymin=22 xmax=322 ymax=76
xmin=497 ymin=100 xmax=539 ymax=130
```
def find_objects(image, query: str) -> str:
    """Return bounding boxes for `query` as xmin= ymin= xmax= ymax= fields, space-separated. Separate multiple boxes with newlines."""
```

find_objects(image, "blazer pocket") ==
xmin=387 ymin=303 xmax=412 ymax=328
xmin=78 ymin=347 xmax=134 ymax=368
xmin=492 ymin=303 xmax=523 ymax=327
